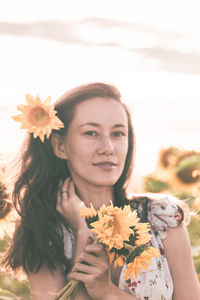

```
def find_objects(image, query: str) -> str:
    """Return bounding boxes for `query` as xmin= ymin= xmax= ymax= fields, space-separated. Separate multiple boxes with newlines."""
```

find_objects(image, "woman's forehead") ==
xmin=72 ymin=97 xmax=128 ymax=126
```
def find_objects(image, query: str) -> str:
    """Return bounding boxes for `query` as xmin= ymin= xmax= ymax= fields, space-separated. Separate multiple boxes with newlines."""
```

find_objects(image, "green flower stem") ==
xmin=54 ymin=280 xmax=80 ymax=300
xmin=123 ymin=243 xmax=135 ymax=253
xmin=123 ymin=243 xmax=149 ymax=264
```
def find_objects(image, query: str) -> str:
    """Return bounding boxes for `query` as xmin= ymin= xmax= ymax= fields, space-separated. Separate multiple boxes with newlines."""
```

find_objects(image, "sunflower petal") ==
xmin=12 ymin=94 xmax=64 ymax=141
xmin=44 ymin=96 xmax=51 ymax=105
xmin=25 ymin=94 xmax=35 ymax=105
xmin=16 ymin=104 xmax=26 ymax=112
xmin=38 ymin=132 xmax=45 ymax=142
xmin=12 ymin=114 xmax=24 ymax=122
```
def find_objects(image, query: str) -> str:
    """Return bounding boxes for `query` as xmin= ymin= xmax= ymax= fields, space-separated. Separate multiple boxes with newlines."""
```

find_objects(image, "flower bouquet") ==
xmin=55 ymin=201 xmax=160 ymax=300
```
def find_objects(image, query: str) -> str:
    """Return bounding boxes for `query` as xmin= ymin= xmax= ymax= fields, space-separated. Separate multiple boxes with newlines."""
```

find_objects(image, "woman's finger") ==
xmin=85 ymin=244 xmax=105 ymax=256
xmin=68 ymin=180 xmax=86 ymax=209
xmin=75 ymin=248 xmax=108 ymax=268
xmin=85 ymin=244 xmax=109 ymax=264
xmin=58 ymin=179 xmax=63 ymax=190
xmin=67 ymin=178 xmax=75 ymax=198
xmin=57 ymin=178 xmax=69 ymax=211
xmin=57 ymin=191 xmax=61 ymax=208
xmin=68 ymin=271 xmax=91 ymax=284
xmin=59 ymin=178 xmax=71 ymax=205
xmin=75 ymin=253 xmax=99 ymax=266
xmin=56 ymin=180 xmax=63 ymax=209
xmin=72 ymin=262 xmax=94 ymax=274
xmin=61 ymin=177 xmax=70 ymax=194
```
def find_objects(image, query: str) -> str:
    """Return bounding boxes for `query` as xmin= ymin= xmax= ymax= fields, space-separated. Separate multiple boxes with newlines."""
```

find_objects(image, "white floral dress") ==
xmin=63 ymin=193 xmax=184 ymax=300
xmin=118 ymin=193 xmax=184 ymax=300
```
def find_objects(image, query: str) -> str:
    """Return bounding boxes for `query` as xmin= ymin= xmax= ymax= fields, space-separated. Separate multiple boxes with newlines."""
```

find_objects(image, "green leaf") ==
xmin=176 ymin=155 xmax=200 ymax=172
xmin=144 ymin=177 xmax=169 ymax=193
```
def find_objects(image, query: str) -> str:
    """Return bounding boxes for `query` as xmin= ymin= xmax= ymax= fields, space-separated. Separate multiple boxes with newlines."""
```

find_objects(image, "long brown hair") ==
xmin=3 ymin=82 xmax=135 ymax=273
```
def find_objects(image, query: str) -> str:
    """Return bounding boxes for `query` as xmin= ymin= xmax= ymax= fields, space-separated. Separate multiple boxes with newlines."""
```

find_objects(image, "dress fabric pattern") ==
xmin=118 ymin=194 xmax=184 ymax=300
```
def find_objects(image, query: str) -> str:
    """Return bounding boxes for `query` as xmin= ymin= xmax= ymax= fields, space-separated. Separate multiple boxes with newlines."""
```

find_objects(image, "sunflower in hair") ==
xmin=12 ymin=94 xmax=64 ymax=142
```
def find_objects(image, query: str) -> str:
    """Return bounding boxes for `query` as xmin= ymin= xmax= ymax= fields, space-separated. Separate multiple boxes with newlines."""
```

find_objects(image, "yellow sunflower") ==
xmin=125 ymin=246 xmax=160 ymax=280
xmin=114 ymin=254 xmax=125 ymax=268
xmin=90 ymin=201 xmax=139 ymax=250
xmin=134 ymin=222 xmax=151 ymax=246
xmin=0 ymin=209 xmax=16 ymax=239
xmin=12 ymin=94 xmax=64 ymax=142
xmin=107 ymin=251 xmax=125 ymax=267
xmin=80 ymin=203 xmax=97 ymax=218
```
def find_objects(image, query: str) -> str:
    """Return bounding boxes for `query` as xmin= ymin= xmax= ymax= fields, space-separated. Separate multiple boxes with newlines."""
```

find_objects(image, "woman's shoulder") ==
xmin=126 ymin=192 xmax=186 ymax=239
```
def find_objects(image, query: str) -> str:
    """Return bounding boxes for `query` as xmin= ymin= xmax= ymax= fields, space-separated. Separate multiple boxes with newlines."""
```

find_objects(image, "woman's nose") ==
xmin=97 ymin=137 xmax=114 ymax=155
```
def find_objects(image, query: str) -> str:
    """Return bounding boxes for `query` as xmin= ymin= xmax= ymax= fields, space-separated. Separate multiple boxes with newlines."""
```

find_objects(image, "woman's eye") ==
xmin=113 ymin=131 xmax=126 ymax=137
xmin=84 ymin=131 xmax=98 ymax=137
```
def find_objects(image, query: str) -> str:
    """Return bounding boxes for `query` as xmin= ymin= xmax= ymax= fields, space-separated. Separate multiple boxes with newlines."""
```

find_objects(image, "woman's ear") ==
xmin=51 ymin=134 xmax=68 ymax=159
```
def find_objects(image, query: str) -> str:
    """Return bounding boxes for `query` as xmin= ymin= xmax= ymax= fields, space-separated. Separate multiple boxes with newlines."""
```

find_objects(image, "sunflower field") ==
xmin=0 ymin=147 xmax=200 ymax=299
xmin=143 ymin=147 xmax=200 ymax=280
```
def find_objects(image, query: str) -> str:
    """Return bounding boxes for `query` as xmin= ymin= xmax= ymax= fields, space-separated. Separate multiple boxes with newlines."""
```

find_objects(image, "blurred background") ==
xmin=1 ymin=0 xmax=200 ymax=174
xmin=0 ymin=0 xmax=200 ymax=298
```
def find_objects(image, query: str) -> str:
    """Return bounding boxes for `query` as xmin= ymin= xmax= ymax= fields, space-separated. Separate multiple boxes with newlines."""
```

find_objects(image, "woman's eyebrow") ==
xmin=113 ymin=124 xmax=127 ymax=129
xmin=79 ymin=122 xmax=127 ymax=129
xmin=79 ymin=122 xmax=100 ymax=128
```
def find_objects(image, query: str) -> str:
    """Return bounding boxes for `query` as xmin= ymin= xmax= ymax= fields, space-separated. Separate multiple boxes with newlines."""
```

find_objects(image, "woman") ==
xmin=4 ymin=82 xmax=200 ymax=299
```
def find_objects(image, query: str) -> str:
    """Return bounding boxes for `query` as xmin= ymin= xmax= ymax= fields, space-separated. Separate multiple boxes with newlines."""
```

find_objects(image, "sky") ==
xmin=0 ymin=0 xmax=200 ymax=175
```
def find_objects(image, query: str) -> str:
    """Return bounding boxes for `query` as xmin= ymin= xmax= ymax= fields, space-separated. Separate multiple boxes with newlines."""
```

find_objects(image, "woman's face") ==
xmin=61 ymin=97 xmax=129 ymax=188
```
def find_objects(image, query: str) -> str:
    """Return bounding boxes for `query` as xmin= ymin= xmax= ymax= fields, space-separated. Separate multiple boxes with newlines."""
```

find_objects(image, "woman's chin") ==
xmin=71 ymin=173 xmax=121 ymax=188
xmin=89 ymin=178 xmax=119 ymax=187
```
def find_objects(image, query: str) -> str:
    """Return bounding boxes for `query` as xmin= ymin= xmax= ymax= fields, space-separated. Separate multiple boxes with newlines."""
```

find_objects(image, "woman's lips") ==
xmin=92 ymin=162 xmax=117 ymax=170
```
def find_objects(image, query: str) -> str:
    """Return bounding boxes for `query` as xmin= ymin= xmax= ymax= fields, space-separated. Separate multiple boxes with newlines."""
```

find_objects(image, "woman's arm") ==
xmin=162 ymin=222 xmax=200 ymax=300
xmin=28 ymin=267 xmax=91 ymax=300
xmin=57 ymin=178 xmax=91 ymax=262
xmin=102 ymin=283 xmax=139 ymax=300
xmin=28 ymin=267 xmax=67 ymax=300
xmin=27 ymin=178 xmax=92 ymax=300
xmin=27 ymin=228 xmax=92 ymax=300
xmin=27 ymin=230 xmax=92 ymax=300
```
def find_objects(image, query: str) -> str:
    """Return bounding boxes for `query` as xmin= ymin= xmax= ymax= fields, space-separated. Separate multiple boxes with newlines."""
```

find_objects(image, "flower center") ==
xmin=29 ymin=108 xmax=50 ymax=126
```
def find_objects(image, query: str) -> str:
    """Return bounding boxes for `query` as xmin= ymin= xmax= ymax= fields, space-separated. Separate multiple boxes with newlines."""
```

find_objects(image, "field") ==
xmin=0 ymin=146 xmax=200 ymax=299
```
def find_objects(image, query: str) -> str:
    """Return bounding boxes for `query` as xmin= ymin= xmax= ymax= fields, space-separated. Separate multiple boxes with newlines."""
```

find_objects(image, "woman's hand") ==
xmin=56 ymin=178 xmax=87 ymax=233
xmin=68 ymin=243 xmax=112 ymax=300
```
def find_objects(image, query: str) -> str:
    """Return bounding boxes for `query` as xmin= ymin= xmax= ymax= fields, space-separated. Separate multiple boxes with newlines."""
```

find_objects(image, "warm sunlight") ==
xmin=1 ymin=2 xmax=200 ymax=299
xmin=1 ymin=0 xmax=200 ymax=175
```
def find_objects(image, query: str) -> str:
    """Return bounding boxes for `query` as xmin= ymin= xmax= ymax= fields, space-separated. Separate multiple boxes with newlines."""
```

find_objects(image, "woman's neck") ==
xmin=73 ymin=180 xmax=114 ymax=210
